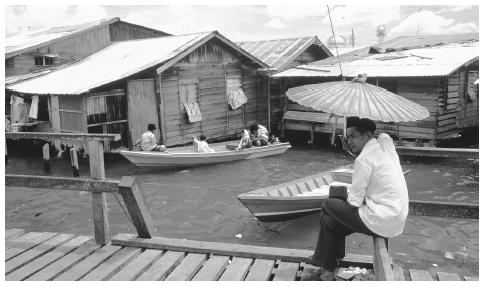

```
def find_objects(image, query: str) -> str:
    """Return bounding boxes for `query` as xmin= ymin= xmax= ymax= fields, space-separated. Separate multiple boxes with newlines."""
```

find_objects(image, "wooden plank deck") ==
xmin=5 ymin=229 xmax=478 ymax=281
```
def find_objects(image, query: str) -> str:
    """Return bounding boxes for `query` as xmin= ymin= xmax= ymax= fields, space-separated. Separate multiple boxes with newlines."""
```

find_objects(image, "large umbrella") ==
xmin=286 ymin=74 xmax=430 ymax=123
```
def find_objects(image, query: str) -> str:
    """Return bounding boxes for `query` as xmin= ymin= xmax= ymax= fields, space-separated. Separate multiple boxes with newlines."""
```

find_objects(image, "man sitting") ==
xmin=192 ymin=135 xmax=214 ymax=153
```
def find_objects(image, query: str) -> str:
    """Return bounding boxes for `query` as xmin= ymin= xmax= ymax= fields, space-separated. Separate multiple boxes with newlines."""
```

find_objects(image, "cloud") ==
xmin=265 ymin=5 xmax=323 ymax=21
xmin=5 ymin=5 xmax=109 ymax=37
xmin=321 ymin=6 xmax=401 ymax=27
xmin=265 ymin=18 xmax=286 ymax=29
xmin=389 ymin=9 xmax=478 ymax=36
xmin=123 ymin=6 xmax=217 ymax=35
xmin=436 ymin=5 xmax=475 ymax=14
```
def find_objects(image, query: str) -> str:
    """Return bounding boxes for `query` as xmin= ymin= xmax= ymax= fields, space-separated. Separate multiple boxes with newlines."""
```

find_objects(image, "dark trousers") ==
xmin=311 ymin=198 xmax=379 ymax=272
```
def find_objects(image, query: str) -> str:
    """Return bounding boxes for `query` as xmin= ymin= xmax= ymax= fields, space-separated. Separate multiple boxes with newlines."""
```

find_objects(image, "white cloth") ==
xmin=10 ymin=96 xmax=24 ymax=123
xmin=347 ymin=133 xmax=408 ymax=237
xmin=141 ymin=131 xmax=158 ymax=151
xmin=29 ymin=96 xmax=39 ymax=119
xmin=193 ymin=139 xmax=214 ymax=153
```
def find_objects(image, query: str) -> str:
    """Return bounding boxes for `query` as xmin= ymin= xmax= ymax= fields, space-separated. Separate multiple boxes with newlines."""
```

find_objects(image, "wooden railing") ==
xmin=4 ymin=132 xmax=154 ymax=244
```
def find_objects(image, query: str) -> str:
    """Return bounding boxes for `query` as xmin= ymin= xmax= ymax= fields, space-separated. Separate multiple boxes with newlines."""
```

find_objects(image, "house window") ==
xmin=34 ymin=55 xmax=56 ymax=66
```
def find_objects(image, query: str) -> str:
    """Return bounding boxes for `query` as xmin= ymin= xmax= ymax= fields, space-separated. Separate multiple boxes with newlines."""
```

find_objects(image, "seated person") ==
xmin=138 ymin=123 xmax=164 ymax=151
xmin=192 ymin=134 xmax=214 ymax=153
xmin=249 ymin=123 xmax=269 ymax=146
xmin=237 ymin=129 xmax=252 ymax=150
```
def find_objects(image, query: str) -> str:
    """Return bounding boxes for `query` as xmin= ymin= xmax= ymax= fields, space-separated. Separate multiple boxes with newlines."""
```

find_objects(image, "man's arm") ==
xmin=347 ymin=158 xmax=372 ymax=207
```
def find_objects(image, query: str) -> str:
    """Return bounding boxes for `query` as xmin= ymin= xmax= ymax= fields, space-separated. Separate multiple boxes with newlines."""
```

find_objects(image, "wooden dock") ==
xmin=5 ymin=229 xmax=478 ymax=281
xmin=395 ymin=146 xmax=479 ymax=158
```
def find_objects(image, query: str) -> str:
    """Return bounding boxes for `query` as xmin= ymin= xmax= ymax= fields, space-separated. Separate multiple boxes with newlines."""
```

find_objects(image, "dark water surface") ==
xmin=5 ymin=143 xmax=479 ymax=277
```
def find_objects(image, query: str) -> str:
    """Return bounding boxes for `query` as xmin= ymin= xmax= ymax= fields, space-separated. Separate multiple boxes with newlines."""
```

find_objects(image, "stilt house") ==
xmin=6 ymin=31 xmax=269 ymax=151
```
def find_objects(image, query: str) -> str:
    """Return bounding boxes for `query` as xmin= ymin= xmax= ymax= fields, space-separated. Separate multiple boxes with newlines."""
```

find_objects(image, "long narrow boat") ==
xmin=120 ymin=140 xmax=291 ymax=168
xmin=237 ymin=168 xmax=354 ymax=222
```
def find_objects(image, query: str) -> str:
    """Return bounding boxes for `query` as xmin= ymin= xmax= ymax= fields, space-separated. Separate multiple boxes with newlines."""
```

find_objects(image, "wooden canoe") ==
xmin=237 ymin=168 xmax=354 ymax=222
xmin=237 ymin=169 xmax=413 ymax=222
xmin=120 ymin=141 xmax=291 ymax=168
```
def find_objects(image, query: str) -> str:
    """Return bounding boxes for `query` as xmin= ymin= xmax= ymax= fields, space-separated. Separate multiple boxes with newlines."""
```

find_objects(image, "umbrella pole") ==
xmin=343 ymin=116 xmax=347 ymax=137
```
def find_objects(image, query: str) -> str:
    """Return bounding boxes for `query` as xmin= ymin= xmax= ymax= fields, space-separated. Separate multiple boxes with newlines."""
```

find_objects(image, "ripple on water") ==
xmin=5 ymin=147 xmax=479 ymax=277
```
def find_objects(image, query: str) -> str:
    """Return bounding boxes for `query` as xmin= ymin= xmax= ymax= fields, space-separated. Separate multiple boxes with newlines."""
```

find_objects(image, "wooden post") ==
xmin=42 ymin=143 xmax=50 ymax=172
xmin=267 ymin=75 xmax=271 ymax=132
xmin=118 ymin=176 xmax=154 ymax=238
xmin=88 ymin=140 xmax=109 ymax=244
xmin=69 ymin=148 xmax=80 ymax=177
xmin=373 ymin=236 xmax=394 ymax=281
xmin=5 ymin=139 xmax=8 ymax=165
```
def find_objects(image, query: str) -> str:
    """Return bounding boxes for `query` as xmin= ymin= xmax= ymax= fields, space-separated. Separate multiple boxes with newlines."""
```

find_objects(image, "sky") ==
xmin=3 ymin=1 xmax=480 ymax=48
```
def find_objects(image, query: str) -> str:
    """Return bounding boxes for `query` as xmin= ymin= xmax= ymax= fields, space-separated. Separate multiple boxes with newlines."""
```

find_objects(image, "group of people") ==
xmin=137 ymin=123 xmax=275 ymax=153
xmin=137 ymin=117 xmax=409 ymax=282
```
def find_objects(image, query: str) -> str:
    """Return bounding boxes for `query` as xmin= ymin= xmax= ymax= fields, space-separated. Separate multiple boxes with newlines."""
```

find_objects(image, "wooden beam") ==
xmin=111 ymin=233 xmax=373 ymax=265
xmin=6 ymin=132 xmax=121 ymax=141
xmin=396 ymin=146 xmax=478 ymax=158
xmin=5 ymin=174 xmax=119 ymax=192
xmin=118 ymin=176 xmax=154 ymax=239
xmin=373 ymin=236 xmax=394 ymax=281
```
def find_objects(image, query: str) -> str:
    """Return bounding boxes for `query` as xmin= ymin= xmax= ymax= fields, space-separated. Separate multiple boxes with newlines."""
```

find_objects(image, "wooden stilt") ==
xmin=70 ymin=148 xmax=80 ymax=177
xmin=118 ymin=176 xmax=154 ymax=238
xmin=42 ymin=143 xmax=50 ymax=172
xmin=88 ymin=140 xmax=109 ymax=244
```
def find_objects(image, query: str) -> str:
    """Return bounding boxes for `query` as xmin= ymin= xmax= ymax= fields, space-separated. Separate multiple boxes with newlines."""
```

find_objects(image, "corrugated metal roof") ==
xmin=370 ymin=33 xmax=478 ymax=53
xmin=7 ymin=31 xmax=268 ymax=95
xmin=237 ymin=36 xmax=331 ymax=70
xmin=6 ymin=18 xmax=119 ymax=58
xmin=273 ymin=42 xmax=479 ymax=78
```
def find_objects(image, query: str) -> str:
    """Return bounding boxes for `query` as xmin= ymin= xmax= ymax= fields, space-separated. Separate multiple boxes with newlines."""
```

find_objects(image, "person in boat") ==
xmin=307 ymin=117 xmax=408 ymax=281
xmin=192 ymin=134 xmax=214 ymax=153
xmin=236 ymin=129 xmax=252 ymax=150
xmin=249 ymin=123 xmax=269 ymax=147
xmin=136 ymin=123 xmax=164 ymax=151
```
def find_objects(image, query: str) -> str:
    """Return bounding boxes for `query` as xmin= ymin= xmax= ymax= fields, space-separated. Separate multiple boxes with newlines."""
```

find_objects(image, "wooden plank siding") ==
xmin=158 ymin=40 xmax=267 ymax=147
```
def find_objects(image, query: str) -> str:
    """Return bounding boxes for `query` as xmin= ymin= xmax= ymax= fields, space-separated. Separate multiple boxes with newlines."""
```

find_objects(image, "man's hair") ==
xmin=249 ymin=124 xmax=259 ymax=133
xmin=147 ymin=123 xmax=156 ymax=131
xmin=199 ymin=135 xmax=207 ymax=141
xmin=346 ymin=117 xmax=376 ymax=134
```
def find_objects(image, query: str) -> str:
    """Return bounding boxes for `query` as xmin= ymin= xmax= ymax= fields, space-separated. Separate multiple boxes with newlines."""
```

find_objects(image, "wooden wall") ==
xmin=109 ymin=21 xmax=169 ymax=42
xmin=158 ymin=40 xmax=265 ymax=146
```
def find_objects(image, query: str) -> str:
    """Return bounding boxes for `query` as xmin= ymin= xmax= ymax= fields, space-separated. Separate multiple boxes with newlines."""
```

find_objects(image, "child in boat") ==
xmin=192 ymin=135 xmax=214 ymax=153
xmin=237 ymin=129 xmax=252 ymax=150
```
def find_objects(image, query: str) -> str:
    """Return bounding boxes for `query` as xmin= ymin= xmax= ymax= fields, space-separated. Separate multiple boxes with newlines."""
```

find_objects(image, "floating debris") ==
xmin=235 ymin=233 xmax=242 ymax=238
xmin=444 ymin=252 xmax=454 ymax=259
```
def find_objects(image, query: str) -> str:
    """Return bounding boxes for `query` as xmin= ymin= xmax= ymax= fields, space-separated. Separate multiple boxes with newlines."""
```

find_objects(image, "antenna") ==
xmin=326 ymin=5 xmax=343 ymax=80
xmin=417 ymin=7 xmax=422 ymax=37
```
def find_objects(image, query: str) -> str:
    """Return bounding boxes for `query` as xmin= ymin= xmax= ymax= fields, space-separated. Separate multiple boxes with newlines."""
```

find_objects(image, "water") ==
xmin=5 ymin=142 xmax=479 ymax=277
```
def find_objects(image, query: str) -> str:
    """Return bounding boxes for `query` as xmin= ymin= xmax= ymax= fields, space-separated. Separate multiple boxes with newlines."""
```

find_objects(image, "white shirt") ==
xmin=257 ymin=125 xmax=269 ymax=141
xmin=141 ymin=131 xmax=157 ymax=151
xmin=347 ymin=133 xmax=409 ymax=237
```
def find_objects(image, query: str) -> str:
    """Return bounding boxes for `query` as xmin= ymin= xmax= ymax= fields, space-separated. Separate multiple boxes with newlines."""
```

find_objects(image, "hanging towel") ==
xmin=29 ymin=95 xmax=39 ymax=119
xmin=10 ymin=96 xmax=24 ymax=123
xmin=228 ymin=88 xmax=247 ymax=110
